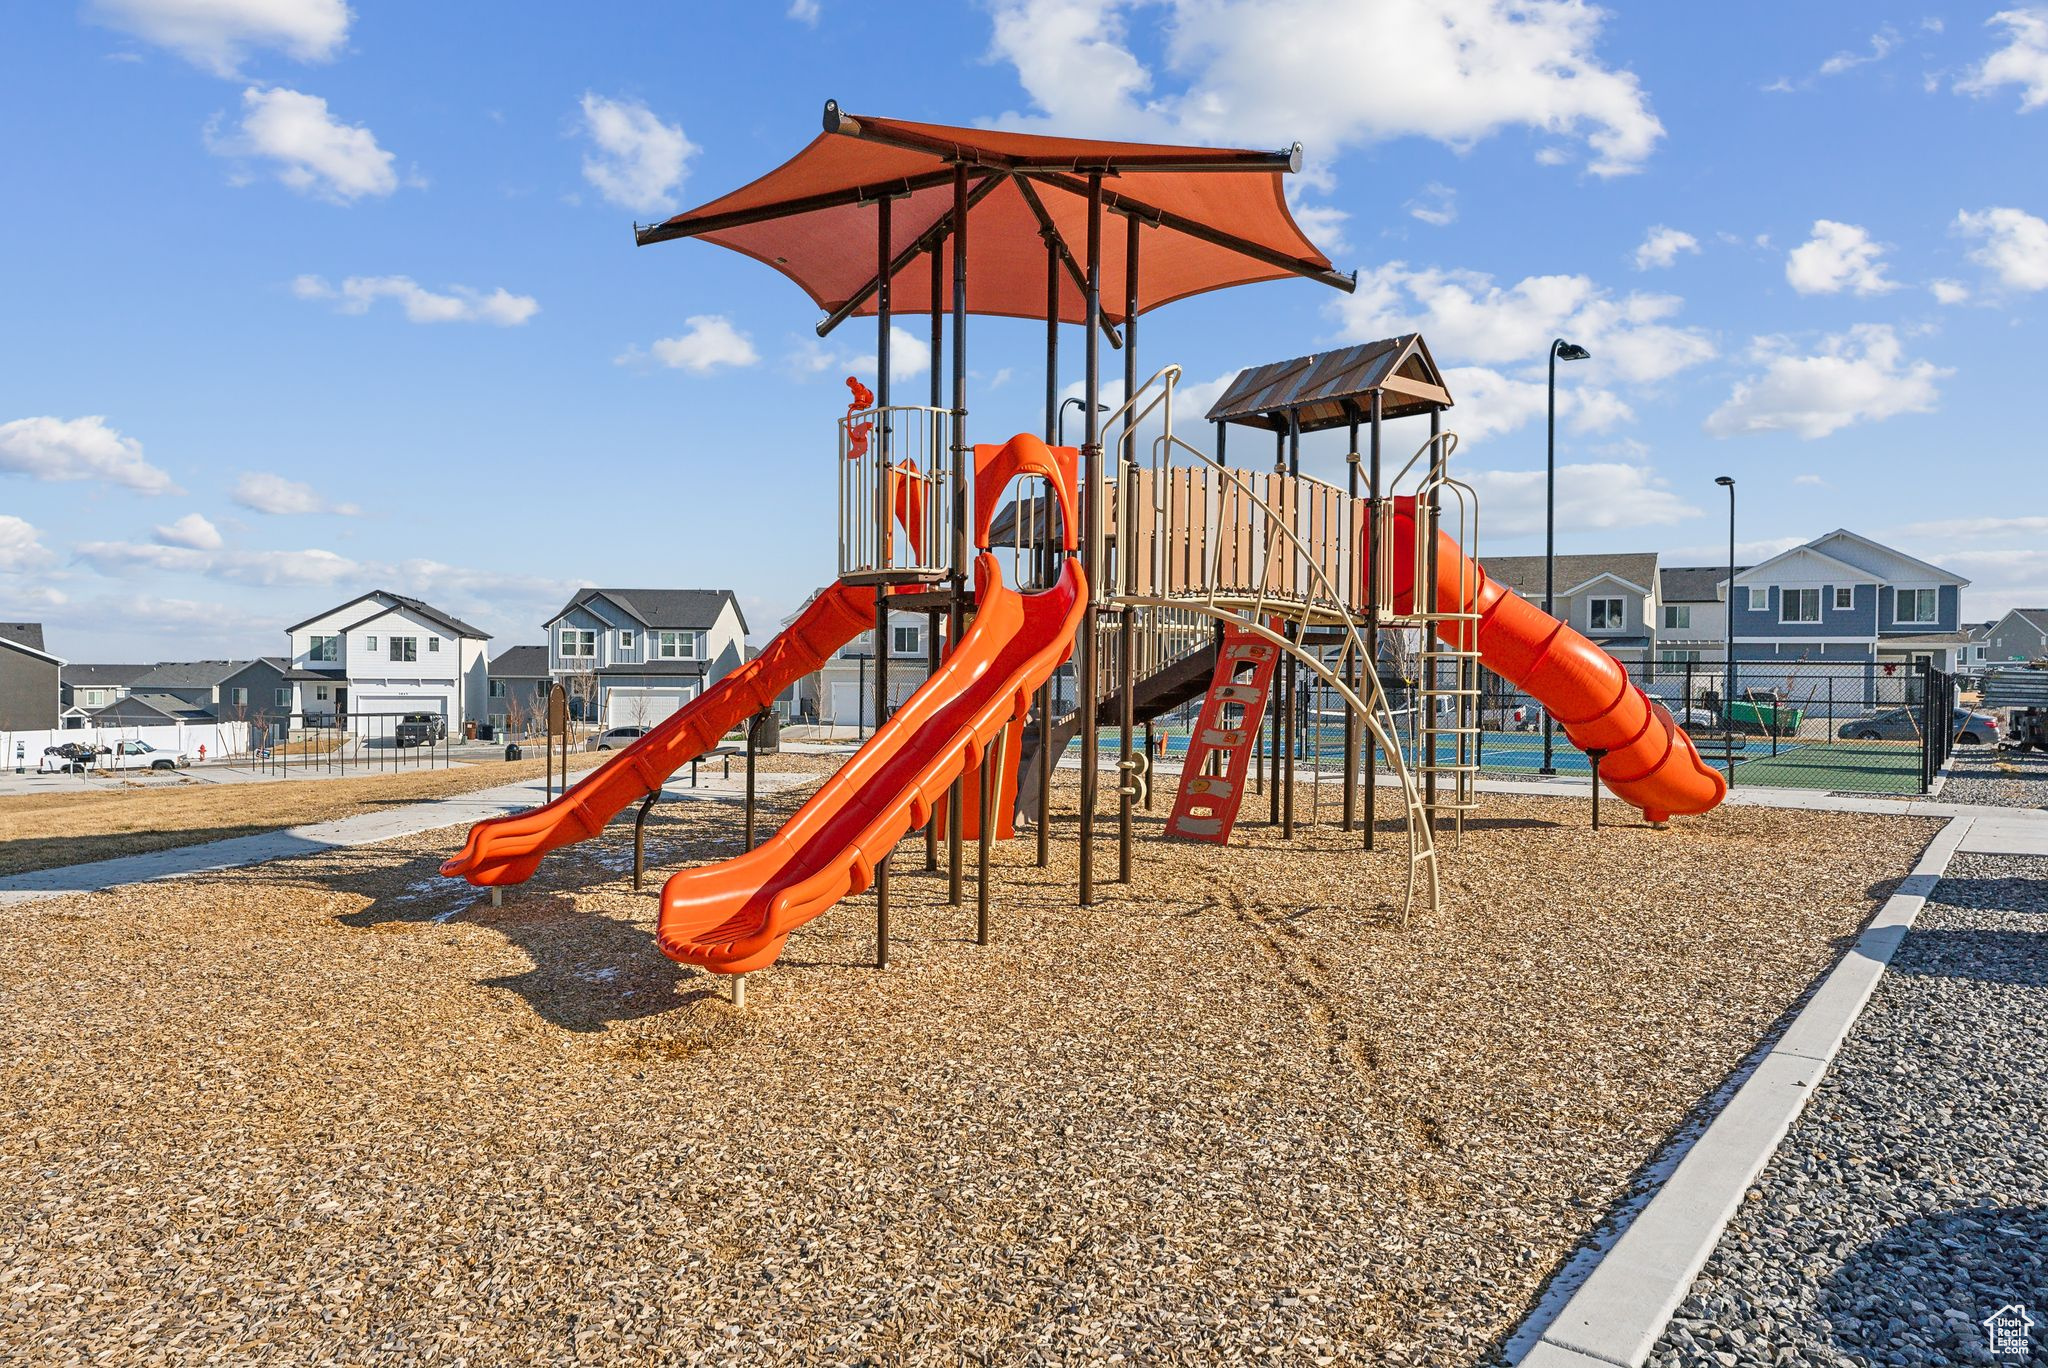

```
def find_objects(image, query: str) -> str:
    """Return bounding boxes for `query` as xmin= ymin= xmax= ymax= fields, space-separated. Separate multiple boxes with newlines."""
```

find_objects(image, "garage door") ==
xmin=604 ymin=685 xmax=694 ymax=728
xmin=350 ymin=693 xmax=446 ymax=719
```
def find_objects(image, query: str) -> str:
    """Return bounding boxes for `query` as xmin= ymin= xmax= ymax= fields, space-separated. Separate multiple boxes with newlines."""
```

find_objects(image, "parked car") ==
xmin=589 ymin=725 xmax=649 ymax=751
xmin=99 ymin=740 xmax=189 ymax=772
xmin=395 ymin=712 xmax=448 ymax=747
xmin=1837 ymin=706 xmax=1997 ymax=744
xmin=38 ymin=741 xmax=107 ymax=773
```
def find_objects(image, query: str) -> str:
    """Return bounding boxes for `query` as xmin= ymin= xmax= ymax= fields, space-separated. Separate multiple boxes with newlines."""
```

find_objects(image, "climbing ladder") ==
xmin=1164 ymin=622 xmax=1281 ymax=843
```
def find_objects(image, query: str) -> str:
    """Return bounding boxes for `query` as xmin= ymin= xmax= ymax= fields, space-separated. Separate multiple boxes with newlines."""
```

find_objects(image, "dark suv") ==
xmin=396 ymin=712 xmax=449 ymax=747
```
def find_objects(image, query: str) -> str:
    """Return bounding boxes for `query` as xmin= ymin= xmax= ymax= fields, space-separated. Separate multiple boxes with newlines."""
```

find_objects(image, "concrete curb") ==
xmin=1513 ymin=813 xmax=1976 ymax=1368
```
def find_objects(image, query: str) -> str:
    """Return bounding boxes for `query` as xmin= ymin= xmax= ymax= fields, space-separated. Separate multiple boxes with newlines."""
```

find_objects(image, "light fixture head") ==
xmin=1554 ymin=341 xmax=1591 ymax=362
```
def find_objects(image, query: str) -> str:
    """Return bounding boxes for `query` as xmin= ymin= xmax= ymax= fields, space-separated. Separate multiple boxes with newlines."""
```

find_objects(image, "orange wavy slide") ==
xmin=442 ymin=580 xmax=882 ymax=887
xmin=656 ymin=553 xmax=1087 ymax=974
xmin=1389 ymin=499 xmax=1728 ymax=824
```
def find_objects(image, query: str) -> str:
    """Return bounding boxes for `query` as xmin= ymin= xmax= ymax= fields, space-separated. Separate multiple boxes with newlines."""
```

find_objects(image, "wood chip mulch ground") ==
xmin=0 ymin=764 xmax=1939 ymax=1365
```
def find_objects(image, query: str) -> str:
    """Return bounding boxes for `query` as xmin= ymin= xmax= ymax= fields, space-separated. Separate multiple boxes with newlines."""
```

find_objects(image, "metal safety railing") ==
xmin=838 ymin=404 xmax=954 ymax=582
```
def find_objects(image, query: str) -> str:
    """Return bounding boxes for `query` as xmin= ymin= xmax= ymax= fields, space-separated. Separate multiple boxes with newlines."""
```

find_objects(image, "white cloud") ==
xmin=625 ymin=315 xmax=760 ymax=374
xmin=231 ymin=470 xmax=360 ymax=516
xmin=153 ymin=512 xmax=223 ymax=550
xmin=292 ymin=273 xmax=538 ymax=325
xmin=1956 ymin=206 xmax=2048 ymax=290
xmin=1335 ymin=263 xmax=1715 ymax=385
xmin=1784 ymin=220 xmax=1899 ymax=295
xmin=1957 ymin=9 xmax=2048 ymax=110
xmin=1438 ymin=365 xmax=1632 ymax=444
xmin=89 ymin=0 xmax=351 ymax=76
xmin=75 ymin=539 xmax=361 ymax=586
xmin=0 ymin=515 xmax=54 ymax=572
xmin=787 ymin=0 xmax=821 ymax=23
xmin=985 ymin=0 xmax=1665 ymax=180
xmin=0 ymin=415 xmax=178 ymax=494
xmin=1704 ymin=324 xmax=1949 ymax=440
xmin=1405 ymin=182 xmax=1457 ymax=227
xmin=1633 ymin=225 xmax=1699 ymax=270
xmin=577 ymin=93 xmax=696 ymax=213
xmin=1929 ymin=277 xmax=1972 ymax=304
xmin=206 ymin=86 xmax=399 ymax=202
xmin=1461 ymin=461 xmax=1700 ymax=537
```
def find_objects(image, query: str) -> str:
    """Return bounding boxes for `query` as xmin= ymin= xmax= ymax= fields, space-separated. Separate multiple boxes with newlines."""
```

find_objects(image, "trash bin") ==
xmin=505 ymin=743 xmax=523 ymax=761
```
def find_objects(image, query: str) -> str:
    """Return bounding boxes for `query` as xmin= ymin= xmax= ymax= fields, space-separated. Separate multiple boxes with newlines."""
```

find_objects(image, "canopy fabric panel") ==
xmin=639 ymin=108 xmax=1346 ymax=328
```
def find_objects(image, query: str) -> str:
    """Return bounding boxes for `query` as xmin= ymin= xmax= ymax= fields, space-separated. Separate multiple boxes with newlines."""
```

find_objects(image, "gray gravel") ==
xmin=1651 ymin=851 xmax=2048 ymax=1367
xmin=1940 ymin=744 xmax=2048 ymax=810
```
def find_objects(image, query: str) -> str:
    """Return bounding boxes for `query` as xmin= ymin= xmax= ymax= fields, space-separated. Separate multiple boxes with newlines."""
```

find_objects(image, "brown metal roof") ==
xmin=638 ymin=103 xmax=1352 ymax=332
xmin=1205 ymin=334 xmax=1453 ymax=432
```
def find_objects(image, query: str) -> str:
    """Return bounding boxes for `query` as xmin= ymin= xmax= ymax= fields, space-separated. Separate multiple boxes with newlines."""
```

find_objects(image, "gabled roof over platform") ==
xmin=1205 ymin=334 xmax=1453 ymax=432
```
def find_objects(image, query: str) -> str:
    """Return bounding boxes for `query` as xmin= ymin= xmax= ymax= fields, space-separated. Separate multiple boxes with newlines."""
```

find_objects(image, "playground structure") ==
xmin=442 ymin=105 xmax=1729 ymax=994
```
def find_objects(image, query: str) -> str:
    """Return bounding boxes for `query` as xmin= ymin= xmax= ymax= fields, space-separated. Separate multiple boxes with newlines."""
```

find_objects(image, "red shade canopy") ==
xmin=637 ymin=104 xmax=1353 ymax=333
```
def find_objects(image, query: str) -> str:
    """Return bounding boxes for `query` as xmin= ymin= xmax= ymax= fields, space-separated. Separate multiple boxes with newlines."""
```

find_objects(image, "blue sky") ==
xmin=4 ymin=1 xmax=2047 ymax=661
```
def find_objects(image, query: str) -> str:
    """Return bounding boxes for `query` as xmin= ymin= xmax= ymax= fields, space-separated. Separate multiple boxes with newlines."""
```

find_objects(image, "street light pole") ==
xmin=1716 ymin=475 xmax=1736 ymax=727
xmin=1541 ymin=337 xmax=1590 ymax=775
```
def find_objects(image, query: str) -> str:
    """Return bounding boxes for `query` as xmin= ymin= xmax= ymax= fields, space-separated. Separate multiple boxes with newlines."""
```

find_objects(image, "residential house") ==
xmin=0 ymin=622 xmax=62 ymax=732
xmin=60 ymin=663 xmax=153 ymax=727
xmin=1655 ymin=565 xmax=1751 ymax=665
xmin=1962 ymin=620 xmax=1996 ymax=675
xmin=804 ymin=602 xmax=939 ymax=728
xmin=486 ymin=645 xmax=551 ymax=735
xmin=285 ymin=591 xmax=492 ymax=727
xmin=545 ymin=589 xmax=747 ymax=727
xmin=1471 ymin=552 xmax=1664 ymax=675
xmin=1985 ymin=608 xmax=2048 ymax=665
xmin=1729 ymin=529 xmax=1971 ymax=673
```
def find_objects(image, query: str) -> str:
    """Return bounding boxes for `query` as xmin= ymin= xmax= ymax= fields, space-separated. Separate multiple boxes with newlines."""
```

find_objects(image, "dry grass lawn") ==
xmin=0 ymin=753 xmax=616 ymax=877
xmin=0 ymin=774 xmax=1938 ymax=1364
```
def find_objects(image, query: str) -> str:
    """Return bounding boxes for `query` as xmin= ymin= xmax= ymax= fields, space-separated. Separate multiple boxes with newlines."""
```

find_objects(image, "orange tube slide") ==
xmin=1390 ymin=500 xmax=1727 ymax=823
xmin=656 ymin=553 xmax=1087 ymax=974
xmin=441 ymin=581 xmax=881 ymax=887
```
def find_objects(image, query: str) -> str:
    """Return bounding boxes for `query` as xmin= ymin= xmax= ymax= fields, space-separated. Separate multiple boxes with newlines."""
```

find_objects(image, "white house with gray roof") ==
xmin=544 ymin=588 xmax=747 ymax=727
xmin=285 ymin=591 xmax=491 ymax=728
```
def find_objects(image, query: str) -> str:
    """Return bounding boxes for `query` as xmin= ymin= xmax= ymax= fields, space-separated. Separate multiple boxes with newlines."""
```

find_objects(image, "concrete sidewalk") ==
xmin=0 ymin=769 xmax=812 ymax=907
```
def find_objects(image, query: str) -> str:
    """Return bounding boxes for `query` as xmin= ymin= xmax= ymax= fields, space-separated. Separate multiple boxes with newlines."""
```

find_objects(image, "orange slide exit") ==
xmin=1390 ymin=499 xmax=1728 ymax=824
xmin=656 ymin=553 xmax=1087 ymax=974
xmin=441 ymin=580 xmax=883 ymax=887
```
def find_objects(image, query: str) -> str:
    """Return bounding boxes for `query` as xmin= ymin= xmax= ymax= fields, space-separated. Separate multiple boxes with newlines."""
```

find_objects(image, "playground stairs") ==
xmin=1163 ymin=624 xmax=1282 ymax=843
xmin=1014 ymin=641 xmax=1219 ymax=820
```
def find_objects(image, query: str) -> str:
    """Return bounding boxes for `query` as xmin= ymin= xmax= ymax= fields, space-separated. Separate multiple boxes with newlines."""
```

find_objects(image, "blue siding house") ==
xmin=1729 ymin=530 xmax=1970 ymax=682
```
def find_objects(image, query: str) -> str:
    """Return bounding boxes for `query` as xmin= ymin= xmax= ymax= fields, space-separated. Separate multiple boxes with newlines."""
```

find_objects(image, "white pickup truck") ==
xmin=99 ymin=740 xmax=190 ymax=772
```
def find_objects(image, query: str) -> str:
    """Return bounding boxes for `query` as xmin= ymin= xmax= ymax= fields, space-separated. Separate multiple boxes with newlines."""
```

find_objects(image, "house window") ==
xmin=309 ymin=635 xmax=340 ymax=662
xmin=1663 ymin=605 xmax=1691 ymax=630
xmin=1895 ymin=588 xmax=1937 ymax=624
xmin=390 ymin=636 xmax=419 ymax=662
xmin=619 ymin=629 xmax=636 ymax=651
xmin=1747 ymin=587 xmax=1769 ymax=612
xmin=274 ymin=687 xmax=290 ymax=707
xmin=230 ymin=687 xmax=249 ymax=706
xmin=656 ymin=630 xmax=702 ymax=660
xmin=1833 ymin=586 xmax=1854 ymax=611
xmin=559 ymin=628 xmax=597 ymax=659
xmin=428 ymin=637 xmax=440 ymax=653
xmin=892 ymin=625 xmax=921 ymax=654
xmin=1781 ymin=588 xmax=1821 ymax=623
xmin=1589 ymin=598 xmax=1625 ymax=632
